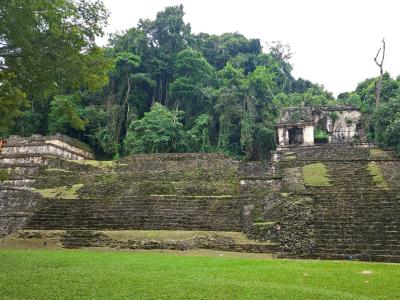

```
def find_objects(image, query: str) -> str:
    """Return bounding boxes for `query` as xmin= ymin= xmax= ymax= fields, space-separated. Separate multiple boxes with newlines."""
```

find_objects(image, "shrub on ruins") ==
xmin=124 ymin=103 xmax=186 ymax=154
xmin=371 ymin=96 xmax=400 ymax=153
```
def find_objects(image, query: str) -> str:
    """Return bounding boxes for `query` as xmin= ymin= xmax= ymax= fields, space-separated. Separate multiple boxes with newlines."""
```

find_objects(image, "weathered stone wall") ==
xmin=272 ymin=145 xmax=400 ymax=262
xmin=3 ymin=154 xmax=272 ymax=235
xmin=1 ymin=134 xmax=93 ymax=160
xmin=0 ymin=187 xmax=41 ymax=235
xmin=25 ymin=196 xmax=246 ymax=231
xmin=276 ymin=106 xmax=363 ymax=147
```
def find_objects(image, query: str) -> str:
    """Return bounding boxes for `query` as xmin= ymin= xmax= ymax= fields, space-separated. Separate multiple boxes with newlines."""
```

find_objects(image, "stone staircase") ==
xmin=1 ymin=229 xmax=278 ymax=254
xmin=24 ymin=195 xmax=248 ymax=232
xmin=0 ymin=153 xmax=279 ymax=254
xmin=2 ymin=146 xmax=398 ymax=260
xmin=309 ymin=160 xmax=400 ymax=262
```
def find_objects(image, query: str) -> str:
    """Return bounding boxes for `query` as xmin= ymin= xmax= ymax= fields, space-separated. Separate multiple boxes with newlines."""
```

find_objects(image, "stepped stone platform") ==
xmin=273 ymin=145 xmax=400 ymax=262
xmin=1 ymin=145 xmax=399 ymax=261
xmin=0 ymin=153 xmax=280 ymax=254
xmin=1 ymin=230 xmax=277 ymax=253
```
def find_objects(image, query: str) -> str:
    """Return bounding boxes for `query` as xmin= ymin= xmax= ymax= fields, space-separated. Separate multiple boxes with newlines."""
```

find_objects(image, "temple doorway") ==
xmin=288 ymin=127 xmax=304 ymax=145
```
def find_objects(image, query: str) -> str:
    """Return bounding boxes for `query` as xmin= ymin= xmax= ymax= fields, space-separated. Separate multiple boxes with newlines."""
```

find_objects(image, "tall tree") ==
xmin=138 ymin=5 xmax=192 ymax=104
xmin=169 ymin=49 xmax=215 ymax=121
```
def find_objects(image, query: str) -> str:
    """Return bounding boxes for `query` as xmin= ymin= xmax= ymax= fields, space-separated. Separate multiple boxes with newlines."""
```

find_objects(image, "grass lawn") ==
xmin=0 ymin=249 xmax=399 ymax=299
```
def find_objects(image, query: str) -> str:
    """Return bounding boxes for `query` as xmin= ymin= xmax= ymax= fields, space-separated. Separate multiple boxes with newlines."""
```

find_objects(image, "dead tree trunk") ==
xmin=374 ymin=38 xmax=385 ymax=108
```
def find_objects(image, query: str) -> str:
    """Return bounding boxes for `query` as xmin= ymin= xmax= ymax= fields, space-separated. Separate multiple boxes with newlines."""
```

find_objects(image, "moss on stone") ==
xmin=69 ymin=160 xmax=116 ymax=169
xmin=45 ymin=168 xmax=74 ymax=173
xmin=367 ymin=162 xmax=389 ymax=189
xmin=251 ymin=222 xmax=275 ymax=226
xmin=100 ymin=230 xmax=273 ymax=245
xmin=36 ymin=184 xmax=84 ymax=199
xmin=95 ymin=173 xmax=118 ymax=185
xmin=303 ymin=163 xmax=331 ymax=187
xmin=0 ymin=169 xmax=10 ymax=182
xmin=369 ymin=148 xmax=391 ymax=159
xmin=283 ymin=155 xmax=296 ymax=161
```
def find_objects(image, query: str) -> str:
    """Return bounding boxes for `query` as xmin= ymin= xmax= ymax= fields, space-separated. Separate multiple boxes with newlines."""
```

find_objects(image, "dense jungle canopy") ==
xmin=1 ymin=1 xmax=400 ymax=159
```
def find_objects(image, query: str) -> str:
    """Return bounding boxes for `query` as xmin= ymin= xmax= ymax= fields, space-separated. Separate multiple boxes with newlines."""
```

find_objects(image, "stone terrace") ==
xmin=1 ymin=143 xmax=399 ymax=261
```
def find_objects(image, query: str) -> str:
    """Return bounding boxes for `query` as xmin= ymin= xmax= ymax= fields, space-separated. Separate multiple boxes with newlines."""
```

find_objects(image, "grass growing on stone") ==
xmin=283 ymin=155 xmax=296 ymax=161
xmin=45 ymin=168 xmax=74 ymax=173
xmin=69 ymin=160 xmax=116 ymax=168
xmin=0 ymin=168 xmax=10 ymax=181
xmin=369 ymin=148 xmax=391 ymax=159
xmin=101 ymin=230 xmax=270 ymax=244
xmin=36 ymin=183 xmax=84 ymax=199
xmin=303 ymin=163 xmax=331 ymax=187
xmin=0 ymin=249 xmax=399 ymax=300
xmin=367 ymin=162 xmax=389 ymax=189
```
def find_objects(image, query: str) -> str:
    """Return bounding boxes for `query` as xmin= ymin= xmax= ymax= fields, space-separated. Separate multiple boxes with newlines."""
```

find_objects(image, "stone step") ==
xmin=5 ymin=229 xmax=278 ymax=254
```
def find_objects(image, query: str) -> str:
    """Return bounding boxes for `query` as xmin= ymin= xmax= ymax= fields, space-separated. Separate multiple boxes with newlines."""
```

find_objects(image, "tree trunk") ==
xmin=374 ymin=39 xmax=385 ymax=108
xmin=117 ymin=75 xmax=131 ymax=145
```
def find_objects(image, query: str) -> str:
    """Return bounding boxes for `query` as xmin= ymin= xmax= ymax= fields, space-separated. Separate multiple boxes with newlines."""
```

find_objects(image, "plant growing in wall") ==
xmin=329 ymin=112 xmax=338 ymax=124
xmin=345 ymin=117 xmax=353 ymax=127
xmin=314 ymin=128 xmax=329 ymax=144
xmin=0 ymin=169 xmax=10 ymax=182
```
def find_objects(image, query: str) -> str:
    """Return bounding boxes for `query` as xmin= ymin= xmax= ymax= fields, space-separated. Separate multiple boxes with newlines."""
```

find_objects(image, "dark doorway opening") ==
xmin=288 ymin=127 xmax=304 ymax=145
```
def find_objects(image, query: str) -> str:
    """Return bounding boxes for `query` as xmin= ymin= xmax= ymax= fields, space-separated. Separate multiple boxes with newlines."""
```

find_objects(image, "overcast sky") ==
xmin=101 ymin=0 xmax=400 ymax=96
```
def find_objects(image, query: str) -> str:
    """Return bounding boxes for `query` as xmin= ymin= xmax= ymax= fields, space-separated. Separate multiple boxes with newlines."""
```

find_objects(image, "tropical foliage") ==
xmin=1 ymin=2 xmax=399 ymax=158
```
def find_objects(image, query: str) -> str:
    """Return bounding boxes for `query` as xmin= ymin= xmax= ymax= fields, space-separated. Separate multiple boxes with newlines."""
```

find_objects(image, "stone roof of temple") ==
xmin=276 ymin=105 xmax=360 ymax=126
xmin=5 ymin=134 xmax=93 ymax=154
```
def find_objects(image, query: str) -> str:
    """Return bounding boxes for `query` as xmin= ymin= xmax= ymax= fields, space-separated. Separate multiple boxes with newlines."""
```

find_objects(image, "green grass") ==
xmin=0 ymin=249 xmax=399 ymax=299
xmin=36 ymin=184 xmax=84 ymax=199
xmin=367 ymin=162 xmax=389 ymax=189
xmin=303 ymin=163 xmax=331 ymax=187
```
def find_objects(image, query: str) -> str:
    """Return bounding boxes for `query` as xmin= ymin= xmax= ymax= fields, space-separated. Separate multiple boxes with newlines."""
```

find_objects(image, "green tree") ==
xmin=0 ymin=0 xmax=111 ymax=132
xmin=194 ymin=32 xmax=261 ymax=69
xmin=187 ymin=114 xmax=212 ymax=152
xmin=0 ymin=72 xmax=27 ymax=134
xmin=124 ymin=103 xmax=185 ymax=154
xmin=138 ymin=5 xmax=193 ymax=104
xmin=215 ymin=64 xmax=246 ymax=156
xmin=371 ymin=96 xmax=400 ymax=151
xmin=48 ymin=94 xmax=85 ymax=135
xmin=113 ymin=52 xmax=141 ymax=139
xmin=242 ymin=66 xmax=278 ymax=159
xmin=169 ymin=49 xmax=215 ymax=121
xmin=215 ymin=64 xmax=279 ymax=159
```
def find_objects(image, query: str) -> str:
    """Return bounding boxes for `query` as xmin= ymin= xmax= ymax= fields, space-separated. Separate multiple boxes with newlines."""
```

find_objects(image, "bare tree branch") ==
xmin=374 ymin=38 xmax=385 ymax=108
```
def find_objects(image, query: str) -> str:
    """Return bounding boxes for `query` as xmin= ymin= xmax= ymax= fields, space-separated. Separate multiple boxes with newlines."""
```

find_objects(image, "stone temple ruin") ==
xmin=0 ymin=134 xmax=94 ymax=163
xmin=1 ymin=110 xmax=400 ymax=262
xmin=276 ymin=105 xmax=363 ymax=149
